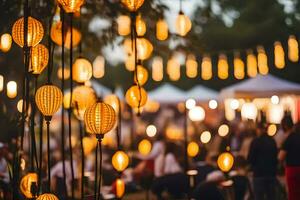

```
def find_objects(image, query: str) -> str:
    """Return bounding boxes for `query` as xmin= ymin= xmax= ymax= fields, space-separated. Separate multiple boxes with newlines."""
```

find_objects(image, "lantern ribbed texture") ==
xmin=125 ymin=85 xmax=148 ymax=108
xmin=36 ymin=193 xmax=59 ymax=200
xmin=35 ymin=85 xmax=63 ymax=119
xmin=73 ymin=85 xmax=97 ymax=120
xmin=12 ymin=16 xmax=44 ymax=47
xmin=84 ymin=102 xmax=116 ymax=135
xmin=121 ymin=0 xmax=145 ymax=12
xmin=20 ymin=173 xmax=38 ymax=199
xmin=30 ymin=44 xmax=49 ymax=75
xmin=73 ymin=58 xmax=93 ymax=83
xmin=57 ymin=0 xmax=85 ymax=13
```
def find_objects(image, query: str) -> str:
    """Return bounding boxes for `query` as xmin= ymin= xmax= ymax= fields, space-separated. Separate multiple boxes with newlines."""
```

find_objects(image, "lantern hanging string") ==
xmin=183 ymin=106 xmax=188 ymax=172
xmin=47 ymin=16 xmax=53 ymax=84
xmin=68 ymin=12 xmax=76 ymax=200
xmin=37 ymin=112 xmax=43 ymax=193
xmin=79 ymin=8 xmax=82 ymax=55
xmin=116 ymin=97 xmax=121 ymax=149
xmin=46 ymin=119 xmax=51 ymax=192
xmin=97 ymin=137 xmax=103 ymax=200
xmin=60 ymin=6 xmax=68 ymax=196
xmin=94 ymin=139 xmax=99 ymax=200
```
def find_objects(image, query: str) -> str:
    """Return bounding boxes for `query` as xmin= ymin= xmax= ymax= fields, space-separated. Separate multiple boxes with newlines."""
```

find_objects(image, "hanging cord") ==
xmin=116 ymin=97 xmax=121 ymax=149
xmin=46 ymin=120 xmax=51 ymax=192
xmin=179 ymin=0 xmax=182 ymax=12
xmin=38 ymin=113 xmax=43 ymax=193
xmin=97 ymin=136 xmax=103 ymax=200
xmin=68 ymin=12 xmax=76 ymax=200
xmin=60 ymin=6 xmax=68 ymax=197
xmin=183 ymin=106 xmax=188 ymax=172
xmin=47 ymin=16 xmax=53 ymax=84
xmin=78 ymin=8 xmax=82 ymax=56
xmin=94 ymin=139 xmax=99 ymax=200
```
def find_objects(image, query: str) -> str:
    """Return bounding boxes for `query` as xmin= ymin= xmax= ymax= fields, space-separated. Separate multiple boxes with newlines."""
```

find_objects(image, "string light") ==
xmin=57 ymin=0 xmax=85 ymax=13
xmin=201 ymin=56 xmax=212 ymax=80
xmin=125 ymin=85 xmax=148 ymax=108
xmin=218 ymin=124 xmax=230 ymax=137
xmin=167 ymin=57 xmax=180 ymax=81
xmin=136 ymin=37 xmax=153 ymax=60
xmin=136 ymin=14 xmax=146 ymax=37
xmin=0 ymin=33 xmax=12 ymax=52
xmin=267 ymin=124 xmax=277 ymax=136
xmin=246 ymin=50 xmax=258 ymax=78
xmin=156 ymin=19 xmax=168 ymax=41
xmin=152 ymin=57 xmax=163 ymax=81
xmin=121 ymin=0 xmax=145 ymax=12
xmin=200 ymin=131 xmax=211 ymax=144
xmin=274 ymin=41 xmax=285 ymax=69
xmin=185 ymin=98 xmax=196 ymax=110
xmin=146 ymin=124 xmax=157 ymax=137
xmin=117 ymin=15 xmax=131 ymax=36
xmin=186 ymin=54 xmax=198 ymax=78
xmin=288 ymin=35 xmax=299 ymax=62
xmin=241 ymin=102 xmax=258 ymax=120
xmin=57 ymin=67 xmax=70 ymax=80
xmin=175 ymin=11 xmax=192 ymax=36
xmin=271 ymin=95 xmax=280 ymax=105
xmin=0 ymin=75 xmax=3 ymax=92
xmin=208 ymin=99 xmax=218 ymax=109
xmin=116 ymin=178 xmax=125 ymax=198
xmin=189 ymin=106 xmax=205 ymax=122
xmin=125 ymin=53 xmax=135 ymax=71
xmin=7 ymin=81 xmax=17 ymax=99
xmin=187 ymin=141 xmax=199 ymax=157
xmin=134 ymin=65 xmax=148 ymax=86
xmin=138 ymin=139 xmax=152 ymax=155
xmin=218 ymin=54 xmax=229 ymax=80
xmin=93 ymin=56 xmax=105 ymax=78
xmin=217 ymin=152 xmax=234 ymax=172
xmin=257 ymin=46 xmax=269 ymax=75
xmin=234 ymin=54 xmax=245 ymax=80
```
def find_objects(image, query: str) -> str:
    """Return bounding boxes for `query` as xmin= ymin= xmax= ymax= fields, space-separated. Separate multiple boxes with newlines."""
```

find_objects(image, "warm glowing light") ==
xmin=156 ymin=19 xmax=168 ymax=41
xmin=246 ymin=51 xmax=258 ymax=78
xmin=125 ymin=53 xmax=135 ymax=71
xmin=0 ymin=75 xmax=3 ymax=92
xmin=121 ymin=0 xmax=145 ymax=12
xmin=218 ymin=54 xmax=229 ymax=80
xmin=144 ymin=99 xmax=160 ymax=113
xmin=136 ymin=15 xmax=146 ymax=37
xmin=230 ymin=99 xmax=239 ymax=110
xmin=187 ymin=141 xmax=199 ymax=157
xmin=116 ymin=178 xmax=125 ymax=198
xmin=112 ymin=151 xmax=129 ymax=172
xmin=57 ymin=0 xmax=84 ymax=13
xmin=201 ymin=56 xmax=212 ymax=80
xmin=268 ymin=104 xmax=284 ymax=124
xmin=234 ymin=54 xmax=245 ymax=80
xmin=218 ymin=124 xmax=229 ymax=137
xmin=288 ymin=35 xmax=299 ymax=62
xmin=146 ymin=124 xmax=157 ymax=137
xmin=36 ymin=193 xmax=59 ymax=200
xmin=200 ymin=131 xmax=211 ymax=144
xmin=167 ymin=57 xmax=180 ymax=81
xmin=0 ymin=33 xmax=12 ymax=52
xmin=30 ymin=44 xmax=49 ymax=75
xmin=175 ymin=11 xmax=192 ymax=36
xmin=257 ymin=46 xmax=269 ymax=75
xmin=57 ymin=67 xmax=70 ymax=80
xmin=271 ymin=95 xmax=279 ymax=105
xmin=217 ymin=152 xmax=234 ymax=172
xmin=138 ymin=139 xmax=152 ymax=155
xmin=185 ymin=98 xmax=196 ymax=110
xmin=152 ymin=56 xmax=163 ymax=81
xmin=93 ymin=56 xmax=105 ymax=78
xmin=136 ymin=37 xmax=153 ymax=60
xmin=274 ymin=42 xmax=285 ymax=69
xmin=241 ymin=102 xmax=258 ymax=120
xmin=189 ymin=106 xmax=205 ymax=122
xmin=73 ymin=58 xmax=93 ymax=83
xmin=125 ymin=85 xmax=148 ymax=108
xmin=208 ymin=100 xmax=218 ymax=109
xmin=7 ymin=81 xmax=17 ymax=98
xmin=104 ymin=94 xmax=120 ymax=113
xmin=186 ymin=54 xmax=198 ymax=78
xmin=82 ymin=137 xmax=97 ymax=155
xmin=134 ymin=65 xmax=148 ymax=86
xmin=117 ymin=15 xmax=131 ymax=36
xmin=20 ymin=173 xmax=38 ymax=199
xmin=267 ymin=124 xmax=277 ymax=136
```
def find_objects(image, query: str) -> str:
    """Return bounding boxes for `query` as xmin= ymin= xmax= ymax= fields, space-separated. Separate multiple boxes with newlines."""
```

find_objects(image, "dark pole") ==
xmin=184 ymin=106 xmax=188 ymax=172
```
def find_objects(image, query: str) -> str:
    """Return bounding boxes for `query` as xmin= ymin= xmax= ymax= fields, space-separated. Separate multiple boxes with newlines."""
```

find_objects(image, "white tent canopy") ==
xmin=220 ymin=74 xmax=300 ymax=99
xmin=148 ymin=83 xmax=187 ymax=103
xmin=186 ymin=85 xmax=218 ymax=100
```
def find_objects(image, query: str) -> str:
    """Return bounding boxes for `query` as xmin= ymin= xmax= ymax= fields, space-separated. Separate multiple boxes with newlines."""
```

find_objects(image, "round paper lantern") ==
xmin=29 ymin=44 xmax=49 ymax=75
xmin=73 ymin=58 xmax=93 ymax=83
xmin=136 ymin=37 xmax=153 ymax=60
xmin=104 ymin=94 xmax=120 ymax=113
xmin=12 ymin=16 xmax=44 ymax=47
xmin=136 ymin=15 xmax=146 ymax=37
xmin=57 ymin=0 xmax=85 ymax=13
xmin=84 ymin=102 xmax=117 ymax=136
xmin=134 ymin=65 xmax=148 ymax=86
xmin=156 ymin=19 xmax=168 ymax=41
xmin=35 ymin=84 xmax=63 ymax=121
xmin=187 ymin=142 xmax=199 ymax=157
xmin=51 ymin=21 xmax=81 ymax=49
xmin=241 ymin=102 xmax=257 ymax=120
xmin=175 ymin=11 xmax=192 ymax=36
xmin=72 ymin=85 xmax=97 ymax=120
xmin=138 ymin=139 xmax=152 ymax=155
xmin=116 ymin=178 xmax=125 ymax=198
xmin=0 ymin=33 xmax=12 ymax=52
xmin=36 ymin=193 xmax=59 ymax=200
xmin=146 ymin=124 xmax=157 ymax=137
xmin=121 ymin=0 xmax=145 ymax=12
xmin=188 ymin=106 xmax=205 ymax=122
xmin=117 ymin=15 xmax=131 ymax=36
xmin=217 ymin=152 xmax=234 ymax=172
xmin=20 ymin=173 xmax=38 ymax=198
xmin=125 ymin=85 xmax=148 ymax=108
xmin=112 ymin=150 xmax=129 ymax=172
xmin=7 ymin=81 xmax=17 ymax=99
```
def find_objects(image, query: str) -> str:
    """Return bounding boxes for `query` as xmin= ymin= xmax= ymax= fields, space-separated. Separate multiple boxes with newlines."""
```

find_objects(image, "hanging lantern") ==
xmin=112 ymin=150 xmax=129 ymax=172
xmin=121 ymin=0 xmax=145 ymax=12
xmin=152 ymin=56 xmax=163 ymax=81
xmin=29 ymin=44 xmax=49 ymax=75
xmin=123 ymin=38 xmax=133 ymax=54
xmin=72 ymin=85 xmax=97 ymax=120
xmin=0 ymin=33 xmax=12 ymax=52
xmin=167 ymin=57 xmax=180 ymax=81
xmin=35 ymin=84 xmax=63 ymax=121
xmin=136 ymin=15 xmax=146 ymax=37
xmin=7 ymin=81 xmax=17 ymax=98
xmin=246 ymin=51 xmax=257 ymax=78
xmin=241 ymin=102 xmax=258 ymax=120
xmin=51 ymin=21 xmax=81 ymax=49
xmin=274 ymin=41 xmax=285 ymax=69
xmin=84 ymin=102 xmax=117 ymax=136
xmin=12 ymin=16 xmax=44 ymax=47
xmin=233 ymin=54 xmax=245 ymax=80
xmin=138 ymin=139 xmax=152 ymax=155
xmin=125 ymin=85 xmax=148 ymax=108
xmin=57 ymin=0 xmax=85 ymax=13
xmin=208 ymin=99 xmax=218 ymax=109
xmin=200 ymin=131 xmax=211 ymax=144
xmin=267 ymin=124 xmax=277 ymax=136
xmin=125 ymin=53 xmax=135 ymax=71
xmin=17 ymin=99 xmax=31 ymax=115
xmin=218 ymin=124 xmax=230 ymax=137
xmin=217 ymin=152 xmax=234 ymax=173
xmin=175 ymin=11 xmax=192 ymax=36
xmin=104 ymin=94 xmax=120 ymax=113
xmin=0 ymin=75 xmax=3 ymax=92
xmin=73 ymin=58 xmax=93 ymax=83
xmin=218 ymin=54 xmax=229 ymax=80
xmin=201 ymin=56 xmax=212 ymax=80
xmin=115 ymin=178 xmax=125 ymax=198
xmin=63 ymin=92 xmax=71 ymax=109
xmin=136 ymin=37 xmax=153 ymax=60
xmin=36 ymin=193 xmax=59 ymax=200
xmin=156 ymin=19 xmax=168 ymax=41
xmin=288 ymin=35 xmax=299 ymax=62
xmin=257 ymin=46 xmax=269 ymax=75
xmin=186 ymin=54 xmax=198 ymax=78
xmin=93 ymin=55 xmax=105 ymax=78
xmin=188 ymin=106 xmax=205 ymax=122
xmin=117 ymin=15 xmax=131 ymax=36
xmin=20 ymin=173 xmax=38 ymax=199
xmin=187 ymin=142 xmax=199 ymax=157
xmin=57 ymin=67 xmax=70 ymax=80
xmin=134 ymin=65 xmax=148 ymax=86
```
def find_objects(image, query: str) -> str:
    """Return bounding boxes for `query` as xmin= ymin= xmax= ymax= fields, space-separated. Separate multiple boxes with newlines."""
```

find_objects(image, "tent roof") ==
xmin=186 ymin=85 xmax=218 ymax=100
xmin=220 ymin=74 xmax=300 ymax=99
xmin=148 ymin=83 xmax=186 ymax=103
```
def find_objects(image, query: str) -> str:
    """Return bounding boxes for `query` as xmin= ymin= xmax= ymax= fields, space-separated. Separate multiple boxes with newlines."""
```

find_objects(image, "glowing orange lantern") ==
xmin=29 ymin=44 xmax=49 ymax=75
xmin=125 ymin=85 xmax=148 ymax=108
xmin=233 ymin=54 xmax=245 ymax=80
xmin=175 ymin=11 xmax=192 ymax=36
xmin=201 ymin=56 xmax=212 ymax=80
xmin=116 ymin=178 xmax=125 ymax=198
xmin=117 ymin=15 xmax=131 ymax=36
xmin=217 ymin=152 xmax=234 ymax=172
xmin=57 ymin=0 xmax=85 ymax=13
xmin=274 ymin=42 xmax=285 ymax=69
xmin=121 ymin=0 xmax=145 ymax=12
xmin=246 ymin=51 xmax=257 ymax=78
xmin=138 ymin=139 xmax=152 ymax=155
xmin=112 ymin=151 xmax=129 ymax=172
xmin=0 ymin=33 xmax=12 ymax=52
xmin=156 ymin=19 xmax=168 ymax=41
xmin=136 ymin=15 xmax=146 ymax=37
xmin=36 ymin=193 xmax=59 ymax=200
xmin=134 ymin=65 xmax=148 ymax=86
xmin=72 ymin=57 xmax=93 ymax=83
xmin=20 ymin=173 xmax=38 ymax=198
xmin=218 ymin=54 xmax=229 ymax=80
